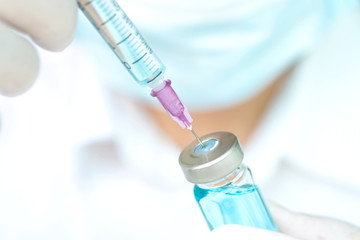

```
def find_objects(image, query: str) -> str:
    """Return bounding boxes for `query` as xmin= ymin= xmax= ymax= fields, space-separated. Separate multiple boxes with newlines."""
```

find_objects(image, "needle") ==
xmin=188 ymin=126 xmax=204 ymax=147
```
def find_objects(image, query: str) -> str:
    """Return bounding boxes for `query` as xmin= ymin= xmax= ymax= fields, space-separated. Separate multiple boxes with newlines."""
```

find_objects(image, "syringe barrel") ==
xmin=78 ymin=0 xmax=165 ymax=86
xmin=78 ymin=0 xmax=193 ymax=129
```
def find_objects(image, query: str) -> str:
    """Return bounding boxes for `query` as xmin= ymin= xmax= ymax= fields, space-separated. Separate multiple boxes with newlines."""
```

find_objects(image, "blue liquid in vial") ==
xmin=194 ymin=184 xmax=277 ymax=231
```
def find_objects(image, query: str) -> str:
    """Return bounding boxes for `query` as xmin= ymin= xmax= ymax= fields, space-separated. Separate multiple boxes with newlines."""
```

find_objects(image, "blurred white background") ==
xmin=0 ymin=5 xmax=360 ymax=240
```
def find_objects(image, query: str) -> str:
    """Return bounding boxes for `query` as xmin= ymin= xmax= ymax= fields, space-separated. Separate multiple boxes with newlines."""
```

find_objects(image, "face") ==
xmin=100 ymin=0 xmax=345 ymax=112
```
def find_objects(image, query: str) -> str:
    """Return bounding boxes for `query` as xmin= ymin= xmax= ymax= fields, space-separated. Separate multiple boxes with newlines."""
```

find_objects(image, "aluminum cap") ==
xmin=178 ymin=131 xmax=244 ymax=184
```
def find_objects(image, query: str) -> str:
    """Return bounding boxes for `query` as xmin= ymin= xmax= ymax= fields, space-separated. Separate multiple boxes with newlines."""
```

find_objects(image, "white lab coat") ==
xmin=0 ymin=6 xmax=359 ymax=240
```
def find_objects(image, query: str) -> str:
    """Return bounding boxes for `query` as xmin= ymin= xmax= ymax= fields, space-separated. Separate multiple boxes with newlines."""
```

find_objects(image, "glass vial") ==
xmin=179 ymin=131 xmax=277 ymax=231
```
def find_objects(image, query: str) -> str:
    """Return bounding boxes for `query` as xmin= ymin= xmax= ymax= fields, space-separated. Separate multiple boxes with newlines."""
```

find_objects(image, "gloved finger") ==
xmin=0 ymin=22 xmax=39 ymax=96
xmin=267 ymin=202 xmax=360 ymax=240
xmin=0 ymin=0 xmax=77 ymax=51
xmin=207 ymin=224 xmax=299 ymax=240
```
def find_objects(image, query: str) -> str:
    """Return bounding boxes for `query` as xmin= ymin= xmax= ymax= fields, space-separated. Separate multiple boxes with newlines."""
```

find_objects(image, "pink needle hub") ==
xmin=151 ymin=79 xmax=193 ymax=128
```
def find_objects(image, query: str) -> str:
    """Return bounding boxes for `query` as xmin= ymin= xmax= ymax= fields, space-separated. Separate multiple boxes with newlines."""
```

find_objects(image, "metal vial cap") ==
xmin=178 ymin=131 xmax=244 ymax=184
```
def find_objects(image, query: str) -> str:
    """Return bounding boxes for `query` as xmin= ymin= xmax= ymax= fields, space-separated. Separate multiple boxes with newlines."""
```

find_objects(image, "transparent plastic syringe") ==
xmin=78 ymin=0 xmax=200 ymax=137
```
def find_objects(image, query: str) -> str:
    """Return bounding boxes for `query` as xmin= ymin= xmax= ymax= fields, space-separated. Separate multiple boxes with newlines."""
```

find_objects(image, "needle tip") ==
xmin=189 ymin=127 xmax=204 ymax=147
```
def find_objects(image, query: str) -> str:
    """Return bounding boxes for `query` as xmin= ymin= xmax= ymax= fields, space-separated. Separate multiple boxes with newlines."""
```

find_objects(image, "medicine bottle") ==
xmin=179 ymin=131 xmax=277 ymax=231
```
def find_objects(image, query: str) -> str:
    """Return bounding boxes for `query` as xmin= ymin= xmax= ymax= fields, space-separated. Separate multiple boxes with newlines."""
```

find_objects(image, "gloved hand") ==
xmin=0 ymin=0 xmax=77 ymax=96
xmin=207 ymin=202 xmax=360 ymax=240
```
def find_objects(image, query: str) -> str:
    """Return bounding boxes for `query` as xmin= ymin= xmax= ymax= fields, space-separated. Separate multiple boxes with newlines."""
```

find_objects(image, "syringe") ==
xmin=77 ymin=0 xmax=203 ymax=143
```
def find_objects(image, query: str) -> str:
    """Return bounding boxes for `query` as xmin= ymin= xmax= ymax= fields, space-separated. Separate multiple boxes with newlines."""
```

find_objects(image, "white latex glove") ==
xmin=207 ymin=202 xmax=360 ymax=240
xmin=0 ymin=0 xmax=77 ymax=96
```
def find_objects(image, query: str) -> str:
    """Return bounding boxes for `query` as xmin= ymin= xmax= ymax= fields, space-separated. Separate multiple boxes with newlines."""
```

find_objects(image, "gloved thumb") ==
xmin=267 ymin=201 xmax=360 ymax=240
xmin=206 ymin=224 xmax=298 ymax=240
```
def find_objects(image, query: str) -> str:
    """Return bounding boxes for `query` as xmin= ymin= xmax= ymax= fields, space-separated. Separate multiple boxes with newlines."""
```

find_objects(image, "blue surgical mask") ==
xmin=82 ymin=0 xmax=359 ymax=111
